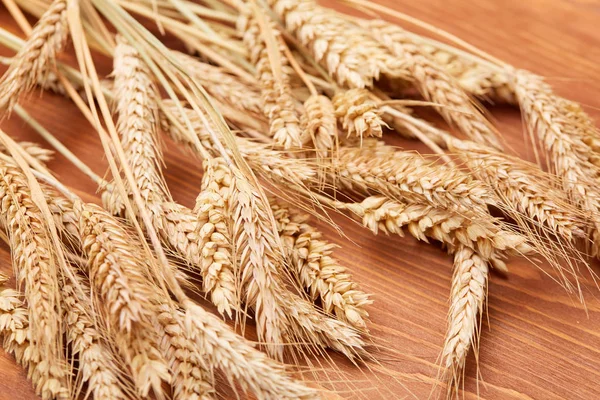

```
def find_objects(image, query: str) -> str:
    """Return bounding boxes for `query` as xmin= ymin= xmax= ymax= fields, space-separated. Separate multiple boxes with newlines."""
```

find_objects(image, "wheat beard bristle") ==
xmin=271 ymin=200 xmax=372 ymax=330
xmin=238 ymin=10 xmax=302 ymax=149
xmin=441 ymin=245 xmax=489 ymax=398
xmin=194 ymin=157 xmax=236 ymax=318
xmin=368 ymin=20 xmax=503 ymax=150
xmin=0 ymin=161 xmax=69 ymax=399
xmin=73 ymin=201 xmax=171 ymax=399
xmin=60 ymin=271 xmax=130 ymax=400
xmin=332 ymin=89 xmax=385 ymax=139
xmin=0 ymin=0 xmax=68 ymax=114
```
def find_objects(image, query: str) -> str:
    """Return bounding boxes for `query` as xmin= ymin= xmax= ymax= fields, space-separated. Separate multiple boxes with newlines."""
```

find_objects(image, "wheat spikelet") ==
xmin=160 ymin=102 xmax=315 ymax=184
xmin=238 ymin=11 xmax=302 ymax=148
xmin=0 ymin=141 xmax=54 ymax=165
xmin=0 ymin=288 xmax=34 ymax=373
xmin=512 ymin=70 xmax=600 ymax=256
xmin=332 ymin=142 xmax=492 ymax=213
xmin=414 ymin=37 xmax=516 ymax=104
xmin=194 ymin=157 xmax=236 ymax=317
xmin=173 ymin=51 xmax=262 ymax=113
xmin=60 ymin=272 xmax=129 ymax=400
xmin=157 ymin=303 xmax=215 ymax=400
xmin=341 ymin=195 xmax=529 ymax=265
xmin=183 ymin=302 xmax=319 ymax=399
xmin=269 ymin=0 xmax=408 ymax=88
xmin=332 ymin=89 xmax=384 ymax=139
xmin=368 ymin=20 xmax=503 ymax=149
xmin=73 ymin=201 xmax=171 ymax=398
xmin=302 ymin=94 xmax=336 ymax=157
xmin=442 ymin=245 xmax=489 ymax=397
xmin=272 ymin=200 xmax=371 ymax=330
xmin=0 ymin=161 xmax=69 ymax=399
xmin=0 ymin=0 xmax=68 ymax=114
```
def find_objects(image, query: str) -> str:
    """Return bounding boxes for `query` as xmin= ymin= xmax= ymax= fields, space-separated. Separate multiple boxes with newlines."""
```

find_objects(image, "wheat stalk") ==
xmin=332 ymin=89 xmax=385 ymax=139
xmin=60 ymin=270 xmax=129 ymax=400
xmin=0 ymin=160 xmax=69 ymax=399
xmin=269 ymin=0 xmax=408 ymax=88
xmin=0 ymin=0 xmax=68 ymax=114
xmin=441 ymin=245 xmax=489 ymax=398
xmin=272 ymin=200 xmax=372 ymax=330
xmin=194 ymin=157 xmax=236 ymax=317
xmin=73 ymin=201 xmax=171 ymax=398
xmin=238 ymin=9 xmax=302 ymax=149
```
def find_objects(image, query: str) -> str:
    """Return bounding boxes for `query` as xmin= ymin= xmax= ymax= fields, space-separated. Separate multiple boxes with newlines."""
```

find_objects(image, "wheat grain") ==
xmin=60 ymin=271 xmax=129 ymax=400
xmin=73 ymin=201 xmax=171 ymax=398
xmin=368 ymin=20 xmax=503 ymax=149
xmin=0 ymin=0 xmax=68 ymax=114
xmin=195 ymin=157 xmax=236 ymax=317
xmin=238 ymin=10 xmax=302 ymax=148
xmin=332 ymin=89 xmax=384 ymax=139
xmin=0 ymin=160 xmax=69 ymax=399
xmin=442 ymin=245 xmax=489 ymax=398
xmin=272 ymin=200 xmax=371 ymax=330
xmin=269 ymin=0 xmax=408 ymax=88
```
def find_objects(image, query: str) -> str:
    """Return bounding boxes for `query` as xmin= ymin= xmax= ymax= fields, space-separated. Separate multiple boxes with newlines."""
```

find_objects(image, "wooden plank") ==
xmin=0 ymin=0 xmax=599 ymax=398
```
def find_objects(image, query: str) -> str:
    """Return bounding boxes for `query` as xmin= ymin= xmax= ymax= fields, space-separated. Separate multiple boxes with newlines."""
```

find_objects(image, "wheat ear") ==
xmin=332 ymin=89 xmax=385 ymax=139
xmin=157 ymin=302 xmax=215 ymax=400
xmin=194 ymin=157 xmax=236 ymax=317
xmin=442 ymin=246 xmax=489 ymax=398
xmin=0 ymin=0 xmax=68 ymax=114
xmin=332 ymin=141 xmax=492 ymax=213
xmin=512 ymin=70 xmax=600 ymax=256
xmin=268 ymin=0 xmax=408 ymax=88
xmin=73 ymin=201 xmax=171 ymax=398
xmin=238 ymin=9 xmax=302 ymax=148
xmin=0 ymin=160 xmax=69 ymax=399
xmin=368 ymin=20 xmax=503 ymax=149
xmin=60 ymin=270 xmax=129 ymax=400
xmin=272 ymin=200 xmax=372 ymax=330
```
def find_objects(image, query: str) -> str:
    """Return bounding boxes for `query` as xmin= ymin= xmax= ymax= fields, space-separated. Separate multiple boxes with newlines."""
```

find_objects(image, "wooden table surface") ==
xmin=1 ymin=0 xmax=600 ymax=399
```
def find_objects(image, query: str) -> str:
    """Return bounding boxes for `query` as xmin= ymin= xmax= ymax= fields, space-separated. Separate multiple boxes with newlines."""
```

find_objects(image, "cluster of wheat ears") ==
xmin=0 ymin=0 xmax=596 ymax=398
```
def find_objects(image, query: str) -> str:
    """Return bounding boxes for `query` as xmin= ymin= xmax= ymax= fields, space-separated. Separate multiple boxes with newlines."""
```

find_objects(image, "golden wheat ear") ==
xmin=0 ymin=0 xmax=69 ymax=115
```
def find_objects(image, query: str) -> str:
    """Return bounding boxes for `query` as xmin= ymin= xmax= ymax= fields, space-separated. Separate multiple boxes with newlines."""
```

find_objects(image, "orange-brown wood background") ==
xmin=1 ymin=0 xmax=600 ymax=399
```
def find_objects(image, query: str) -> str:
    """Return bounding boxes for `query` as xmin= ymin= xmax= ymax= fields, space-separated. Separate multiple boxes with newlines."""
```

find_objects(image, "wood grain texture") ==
xmin=1 ymin=0 xmax=600 ymax=399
